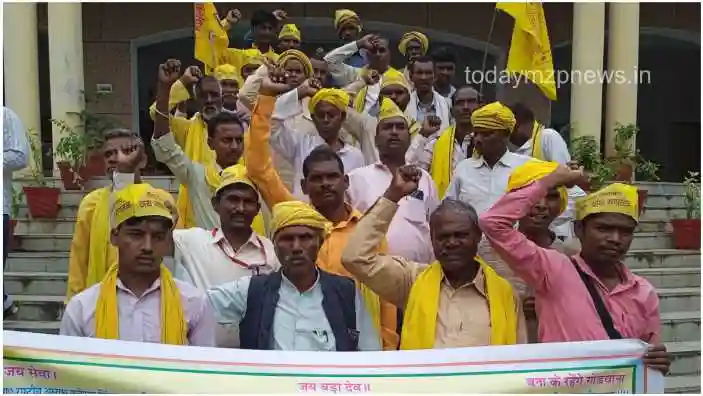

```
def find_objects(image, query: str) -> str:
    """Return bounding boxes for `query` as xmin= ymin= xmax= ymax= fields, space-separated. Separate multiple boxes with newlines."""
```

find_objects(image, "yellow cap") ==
xmin=278 ymin=49 xmax=313 ymax=78
xmin=334 ymin=9 xmax=361 ymax=31
xmin=575 ymin=183 xmax=639 ymax=222
xmin=215 ymin=164 xmax=259 ymax=196
xmin=398 ymin=31 xmax=429 ymax=56
xmin=308 ymin=88 xmax=350 ymax=114
xmin=377 ymin=97 xmax=408 ymax=124
xmin=112 ymin=184 xmax=175 ymax=229
xmin=471 ymin=101 xmax=516 ymax=132
xmin=507 ymin=159 xmax=568 ymax=214
xmin=278 ymin=24 xmax=301 ymax=41
xmin=379 ymin=68 xmax=411 ymax=92
xmin=214 ymin=64 xmax=240 ymax=85
xmin=270 ymin=201 xmax=330 ymax=236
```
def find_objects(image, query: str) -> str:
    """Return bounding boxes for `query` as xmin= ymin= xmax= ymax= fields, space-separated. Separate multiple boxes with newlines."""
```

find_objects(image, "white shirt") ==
xmin=324 ymin=41 xmax=381 ymax=114
xmin=405 ymin=90 xmax=452 ymax=132
xmin=271 ymin=90 xmax=366 ymax=202
xmin=172 ymin=227 xmax=280 ymax=347
xmin=414 ymin=127 xmax=472 ymax=172
xmin=346 ymin=162 xmax=439 ymax=264
xmin=3 ymin=107 xmax=29 ymax=215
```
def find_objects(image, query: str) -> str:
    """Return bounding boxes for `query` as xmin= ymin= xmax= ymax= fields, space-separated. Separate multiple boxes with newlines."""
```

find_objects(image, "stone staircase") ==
xmin=5 ymin=178 xmax=701 ymax=393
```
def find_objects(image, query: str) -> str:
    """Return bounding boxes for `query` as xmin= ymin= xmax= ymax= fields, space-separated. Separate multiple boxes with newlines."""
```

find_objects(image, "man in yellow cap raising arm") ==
xmin=60 ymin=181 xmax=215 ymax=346
xmin=207 ymin=201 xmax=381 ymax=351
xmin=479 ymin=164 xmax=671 ymax=375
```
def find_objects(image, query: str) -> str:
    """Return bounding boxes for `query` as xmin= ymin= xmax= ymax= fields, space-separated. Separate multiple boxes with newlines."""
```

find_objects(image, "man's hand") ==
xmin=260 ymin=67 xmax=293 ymax=96
xmin=115 ymin=139 xmax=146 ymax=174
xmin=383 ymin=165 xmax=421 ymax=203
xmin=356 ymin=34 xmax=380 ymax=51
xmin=157 ymin=59 xmax=181 ymax=89
xmin=272 ymin=9 xmax=287 ymax=21
xmin=180 ymin=66 xmax=202 ymax=86
xmin=362 ymin=69 xmax=380 ymax=86
xmin=420 ymin=115 xmax=442 ymax=138
xmin=296 ymin=78 xmax=322 ymax=98
xmin=545 ymin=164 xmax=585 ymax=189
xmin=225 ymin=9 xmax=242 ymax=24
xmin=643 ymin=344 xmax=670 ymax=375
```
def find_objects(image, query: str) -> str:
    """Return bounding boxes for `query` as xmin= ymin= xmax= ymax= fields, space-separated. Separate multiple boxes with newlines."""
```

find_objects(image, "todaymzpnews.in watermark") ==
xmin=465 ymin=67 xmax=652 ymax=88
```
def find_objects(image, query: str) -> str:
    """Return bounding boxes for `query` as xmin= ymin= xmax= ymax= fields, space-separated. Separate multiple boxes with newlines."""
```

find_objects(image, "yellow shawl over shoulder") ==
xmin=430 ymin=125 xmax=456 ymax=198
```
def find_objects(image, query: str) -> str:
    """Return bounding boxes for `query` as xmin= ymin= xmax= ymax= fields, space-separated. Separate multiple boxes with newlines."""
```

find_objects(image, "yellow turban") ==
xmin=471 ymin=101 xmax=517 ymax=132
xmin=308 ymin=88 xmax=350 ymax=114
xmin=398 ymin=31 xmax=429 ymax=56
xmin=278 ymin=49 xmax=314 ymax=78
xmin=576 ymin=183 xmax=639 ymax=222
xmin=507 ymin=159 xmax=568 ymax=214
xmin=380 ymin=68 xmax=411 ymax=92
xmin=215 ymin=164 xmax=258 ymax=196
xmin=278 ymin=24 xmax=301 ymax=42
xmin=112 ymin=184 xmax=175 ymax=229
xmin=334 ymin=9 xmax=361 ymax=31
xmin=377 ymin=97 xmax=409 ymax=125
xmin=270 ymin=201 xmax=330 ymax=236
xmin=214 ymin=64 xmax=239 ymax=82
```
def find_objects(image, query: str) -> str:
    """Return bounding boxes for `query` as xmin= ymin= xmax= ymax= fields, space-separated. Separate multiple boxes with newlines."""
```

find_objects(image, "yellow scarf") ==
xmin=400 ymin=258 xmax=518 ymax=350
xmin=430 ymin=125 xmax=456 ymax=198
xmin=530 ymin=121 xmax=543 ymax=160
xmin=86 ymin=188 xmax=116 ymax=289
xmin=176 ymin=114 xmax=213 ymax=229
xmin=353 ymin=67 xmax=400 ymax=113
xmin=95 ymin=264 xmax=187 ymax=345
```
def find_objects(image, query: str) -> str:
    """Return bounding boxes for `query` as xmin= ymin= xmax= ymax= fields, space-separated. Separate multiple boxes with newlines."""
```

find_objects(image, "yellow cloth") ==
xmin=471 ymin=101 xmax=517 ymax=131
xmin=400 ymin=258 xmax=518 ymax=350
xmin=334 ymin=9 xmax=361 ymax=31
xmin=496 ymin=2 xmax=557 ymax=100
xmin=278 ymin=49 xmax=313 ymax=78
xmin=430 ymin=125 xmax=456 ymax=198
xmin=279 ymin=24 xmax=301 ymax=41
xmin=270 ymin=200 xmax=330 ymax=236
xmin=174 ymin=114 xmax=213 ymax=229
xmin=194 ymin=2 xmax=230 ymax=74
xmin=112 ymin=184 xmax=175 ymax=228
xmin=205 ymin=163 xmax=266 ymax=236
xmin=529 ymin=121 xmax=543 ymax=159
xmin=576 ymin=183 xmax=639 ymax=222
xmin=398 ymin=31 xmax=429 ymax=56
xmin=353 ymin=67 xmax=404 ymax=113
xmin=309 ymin=89 xmax=350 ymax=114
xmin=377 ymin=97 xmax=408 ymax=124
xmin=86 ymin=188 xmax=114 ymax=290
xmin=507 ymin=159 xmax=567 ymax=214
xmin=214 ymin=64 xmax=239 ymax=82
xmin=95 ymin=263 xmax=187 ymax=345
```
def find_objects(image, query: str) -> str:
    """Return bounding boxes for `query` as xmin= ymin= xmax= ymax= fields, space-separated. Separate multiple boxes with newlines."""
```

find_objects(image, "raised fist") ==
xmin=157 ymin=59 xmax=181 ymax=87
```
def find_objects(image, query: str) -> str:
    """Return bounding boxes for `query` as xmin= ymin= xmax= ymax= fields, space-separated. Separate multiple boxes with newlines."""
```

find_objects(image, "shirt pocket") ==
xmin=400 ymin=195 xmax=428 ymax=225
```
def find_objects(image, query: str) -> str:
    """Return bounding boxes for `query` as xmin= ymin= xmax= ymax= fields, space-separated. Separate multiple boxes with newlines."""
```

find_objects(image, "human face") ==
xmin=301 ymin=159 xmax=348 ymax=211
xmin=311 ymin=59 xmax=330 ymax=85
xmin=196 ymin=79 xmax=223 ymax=121
xmin=367 ymin=39 xmax=390 ymax=71
xmin=207 ymin=122 xmax=245 ymax=167
xmin=212 ymin=185 xmax=260 ymax=230
xmin=520 ymin=187 xmax=563 ymax=232
xmin=254 ymin=22 xmax=277 ymax=47
xmin=311 ymin=102 xmax=345 ymax=141
xmin=410 ymin=60 xmax=435 ymax=92
xmin=451 ymin=88 xmax=480 ymax=124
xmin=284 ymin=59 xmax=306 ymax=87
xmin=375 ymin=117 xmax=410 ymax=157
xmin=241 ymin=64 xmax=260 ymax=81
xmin=435 ymin=61 xmax=456 ymax=88
xmin=274 ymin=225 xmax=321 ymax=278
xmin=576 ymin=213 xmax=636 ymax=266
xmin=338 ymin=24 xmax=359 ymax=42
xmin=111 ymin=217 xmax=173 ymax=274
xmin=278 ymin=37 xmax=300 ymax=52
xmin=430 ymin=211 xmax=482 ymax=274
xmin=472 ymin=127 xmax=508 ymax=160
xmin=103 ymin=136 xmax=135 ymax=176
xmin=405 ymin=40 xmax=424 ymax=61
xmin=220 ymin=79 xmax=239 ymax=111
xmin=380 ymin=85 xmax=410 ymax=111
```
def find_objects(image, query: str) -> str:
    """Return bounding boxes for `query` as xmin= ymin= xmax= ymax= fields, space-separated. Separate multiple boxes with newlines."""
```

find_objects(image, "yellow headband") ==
xmin=215 ymin=164 xmax=259 ymax=196
xmin=471 ymin=101 xmax=517 ymax=132
xmin=308 ymin=88 xmax=350 ymax=114
xmin=270 ymin=201 xmax=330 ymax=236
xmin=334 ymin=9 xmax=361 ymax=31
xmin=379 ymin=68 xmax=411 ymax=92
xmin=576 ymin=183 xmax=639 ymax=222
xmin=278 ymin=49 xmax=313 ymax=78
xmin=377 ymin=97 xmax=408 ymax=125
xmin=112 ymin=184 xmax=175 ymax=229
xmin=507 ymin=159 xmax=568 ymax=214
xmin=398 ymin=31 xmax=429 ymax=56
xmin=278 ymin=24 xmax=301 ymax=42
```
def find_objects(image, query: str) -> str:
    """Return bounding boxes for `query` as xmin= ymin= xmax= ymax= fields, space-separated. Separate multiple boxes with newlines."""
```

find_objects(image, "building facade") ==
xmin=4 ymin=2 xmax=700 ymax=181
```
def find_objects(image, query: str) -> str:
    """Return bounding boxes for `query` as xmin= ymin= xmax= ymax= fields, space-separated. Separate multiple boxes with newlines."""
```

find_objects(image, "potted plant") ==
xmin=571 ymin=135 xmax=613 ymax=191
xmin=53 ymin=119 xmax=91 ymax=190
xmin=670 ymin=171 xmax=700 ymax=250
xmin=22 ymin=130 xmax=61 ymax=219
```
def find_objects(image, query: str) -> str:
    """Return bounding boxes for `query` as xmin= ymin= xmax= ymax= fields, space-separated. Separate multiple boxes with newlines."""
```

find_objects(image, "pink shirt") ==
xmin=346 ymin=163 xmax=440 ymax=264
xmin=478 ymin=179 xmax=661 ymax=344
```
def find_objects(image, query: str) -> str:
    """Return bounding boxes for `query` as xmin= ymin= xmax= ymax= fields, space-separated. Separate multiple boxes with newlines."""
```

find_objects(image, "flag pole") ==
xmin=480 ymin=9 xmax=498 ymax=98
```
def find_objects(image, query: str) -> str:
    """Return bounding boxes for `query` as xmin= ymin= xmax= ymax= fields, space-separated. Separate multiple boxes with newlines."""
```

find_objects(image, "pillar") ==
xmin=47 ymin=3 xmax=85 ymax=172
xmin=604 ymin=3 xmax=640 ymax=157
xmin=569 ymin=3 xmax=606 ymax=143
xmin=3 ymin=3 xmax=41 ymax=177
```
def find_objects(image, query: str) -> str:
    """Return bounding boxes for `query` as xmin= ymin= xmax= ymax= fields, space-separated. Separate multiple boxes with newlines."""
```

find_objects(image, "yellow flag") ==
xmin=194 ymin=3 xmax=229 ymax=74
xmin=496 ymin=2 xmax=557 ymax=100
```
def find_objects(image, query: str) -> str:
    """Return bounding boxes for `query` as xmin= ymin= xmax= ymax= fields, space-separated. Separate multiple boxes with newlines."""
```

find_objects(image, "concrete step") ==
xmin=645 ymin=194 xmax=686 ymax=209
xmin=16 ymin=234 xmax=72 ymax=252
xmin=4 ymin=320 xmax=60 ymax=335
xmin=667 ymin=341 xmax=701 ymax=377
xmin=636 ymin=220 xmax=668 ymax=233
xmin=661 ymin=311 xmax=701 ymax=343
xmin=18 ymin=189 xmax=179 ymax=212
xmin=636 ymin=182 xmax=689 ymax=196
xmin=641 ymin=207 xmax=687 ymax=222
xmin=13 ymin=175 xmax=180 ymax=192
xmin=624 ymin=250 xmax=700 ymax=269
xmin=665 ymin=375 xmax=701 ymax=393
xmin=630 ymin=232 xmax=673 ymax=250
xmin=12 ymin=295 xmax=64 ymax=322
xmin=632 ymin=267 xmax=700 ymax=288
xmin=6 ymin=252 xmax=69 ymax=273
xmin=4 ymin=272 xmax=68 ymax=296
xmin=658 ymin=287 xmax=700 ymax=313
xmin=14 ymin=218 xmax=76 ymax=235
